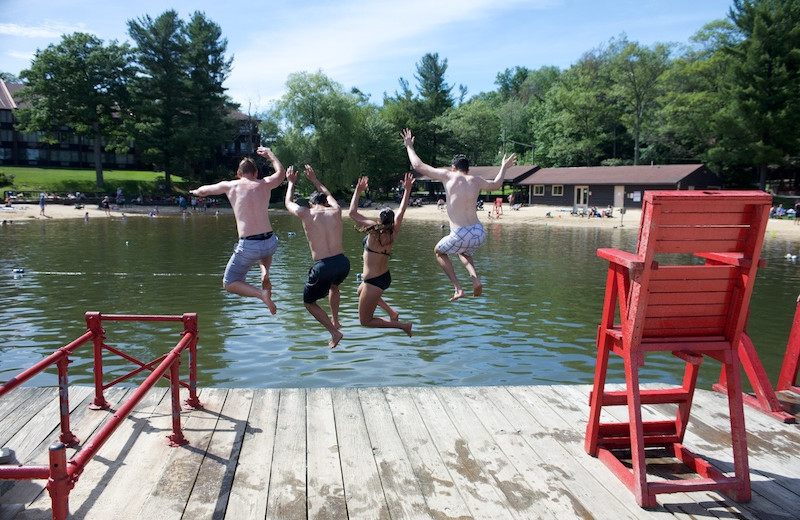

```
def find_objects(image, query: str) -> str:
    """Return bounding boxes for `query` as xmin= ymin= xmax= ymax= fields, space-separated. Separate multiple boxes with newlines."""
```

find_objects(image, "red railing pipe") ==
xmin=0 ymin=331 xmax=93 ymax=399
xmin=69 ymin=331 xmax=195 ymax=475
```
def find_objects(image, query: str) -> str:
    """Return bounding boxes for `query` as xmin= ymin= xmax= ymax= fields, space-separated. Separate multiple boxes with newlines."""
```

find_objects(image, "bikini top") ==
xmin=363 ymin=235 xmax=391 ymax=256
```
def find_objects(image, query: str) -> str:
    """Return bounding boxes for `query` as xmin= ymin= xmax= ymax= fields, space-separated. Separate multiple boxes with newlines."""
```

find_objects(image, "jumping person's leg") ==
xmin=357 ymin=282 xmax=412 ymax=336
xmin=458 ymin=253 xmax=482 ymax=297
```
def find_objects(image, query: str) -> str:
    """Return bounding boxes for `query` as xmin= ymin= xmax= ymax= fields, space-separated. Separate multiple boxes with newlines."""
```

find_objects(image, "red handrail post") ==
xmin=166 ymin=359 xmax=189 ymax=447
xmin=182 ymin=313 xmax=202 ymax=409
xmin=56 ymin=357 xmax=79 ymax=447
xmin=85 ymin=312 xmax=110 ymax=410
xmin=46 ymin=442 xmax=71 ymax=520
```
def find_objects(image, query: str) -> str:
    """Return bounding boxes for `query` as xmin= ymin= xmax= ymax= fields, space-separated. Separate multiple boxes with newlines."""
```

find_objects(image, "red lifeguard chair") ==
xmin=585 ymin=190 xmax=771 ymax=507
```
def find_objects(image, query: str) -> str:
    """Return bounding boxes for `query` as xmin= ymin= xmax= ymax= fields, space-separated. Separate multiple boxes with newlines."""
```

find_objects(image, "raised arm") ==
xmin=304 ymin=165 xmax=339 ymax=209
xmin=480 ymin=153 xmax=517 ymax=191
xmin=190 ymin=180 xmax=231 ymax=198
xmin=284 ymin=166 xmax=302 ymax=216
xmin=348 ymin=176 xmax=374 ymax=228
xmin=393 ymin=172 xmax=415 ymax=233
xmin=400 ymin=128 xmax=449 ymax=182
xmin=256 ymin=146 xmax=286 ymax=186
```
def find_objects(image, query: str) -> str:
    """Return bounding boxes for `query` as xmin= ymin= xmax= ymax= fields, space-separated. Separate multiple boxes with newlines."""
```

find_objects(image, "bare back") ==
xmin=442 ymin=172 xmax=483 ymax=228
xmin=298 ymin=206 xmax=344 ymax=261
xmin=224 ymin=178 xmax=275 ymax=238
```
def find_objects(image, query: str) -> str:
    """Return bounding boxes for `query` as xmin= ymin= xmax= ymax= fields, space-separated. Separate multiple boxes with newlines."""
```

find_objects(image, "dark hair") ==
xmin=238 ymin=157 xmax=258 ymax=176
xmin=379 ymin=208 xmax=395 ymax=226
xmin=357 ymin=208 xmax=395 ymax=244
xmin=309 ymin=191 xmax=328 ymax=206
xmin=451 ymin=154 xmax=469 ymax=172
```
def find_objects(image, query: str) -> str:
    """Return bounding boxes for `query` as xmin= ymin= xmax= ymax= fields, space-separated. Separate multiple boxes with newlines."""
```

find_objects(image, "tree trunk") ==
xmin=758 ymin=164 xmax=767 ymax=191
xmin=93 ymin=124 xmax=104 ymax=187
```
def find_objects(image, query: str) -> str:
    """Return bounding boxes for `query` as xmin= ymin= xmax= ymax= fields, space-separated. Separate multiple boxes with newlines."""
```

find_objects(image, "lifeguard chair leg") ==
xmin=585 ymin=327 xmax=611 ymax=456
xmin=714 ymin=334 xmax=795 ymax=423
xmin=777 ymin=296 xmax=800 ymax=392
xmin=624 ymin=351 xmax=655 ymax=507
xmin=721 ymin=351 xmax=752 ymax=502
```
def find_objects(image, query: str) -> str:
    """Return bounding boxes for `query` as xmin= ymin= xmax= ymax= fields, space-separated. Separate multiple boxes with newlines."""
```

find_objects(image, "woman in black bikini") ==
xmin=348 ymin=173 xmax=414 ymax=336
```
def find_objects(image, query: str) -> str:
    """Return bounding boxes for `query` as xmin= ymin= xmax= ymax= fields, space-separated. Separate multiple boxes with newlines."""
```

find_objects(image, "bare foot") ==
xmin=329 ymin=329 xmax=344 ymax=349
xmin=450 ymin=288 xmax=465 ymax=302
xmin=260 ymin=289 xmax=277 ymax=315
xmin=473 ymin=282 xmax=483 ymax=297
xmin=332 ymin=319 xmax=342 ymax=329
xmin=400 ymin=322 xmax=413 ymax=337
xmin=388 ymin=309 xmax=400 ymax=321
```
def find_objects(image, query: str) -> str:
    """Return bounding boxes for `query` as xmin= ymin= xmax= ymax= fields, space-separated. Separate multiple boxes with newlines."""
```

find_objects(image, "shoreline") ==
xmin=4 ymin=200 xmax=800 ymax=240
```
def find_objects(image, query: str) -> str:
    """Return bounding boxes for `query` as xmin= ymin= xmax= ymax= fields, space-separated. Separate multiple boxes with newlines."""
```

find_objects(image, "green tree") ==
xmin=183 ymin=11 xmax=236 ymax=182
xmin=436 ymin=98 xmax=502 ymax=166
xmin=128 ymin=10 xmax=233 ymax=191
xmin=127 ymin=10 xmax=189 ymax=192
xmin=16 ymin=33 xmax=133 ymax=187
xmin=608 ymin=37 xmax=671 ymax=165
xmin=655 ymin=20 xmax=740 ymax=172
xmin=539 ymin=51 xmax=617 ymax=167
xmin=715 ymin=0 xmax=800 ymax=189
xmin=269 ymin=71 xmax=369 ymax=194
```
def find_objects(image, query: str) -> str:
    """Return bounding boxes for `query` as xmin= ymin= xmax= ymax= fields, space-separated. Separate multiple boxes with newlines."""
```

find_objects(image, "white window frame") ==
xmin=552 ymin=185 xmax=564 ymax=196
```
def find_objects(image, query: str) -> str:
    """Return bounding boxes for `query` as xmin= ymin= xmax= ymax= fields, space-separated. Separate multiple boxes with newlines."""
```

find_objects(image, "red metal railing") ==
xmin=0 ymin=312 xmax=201 ymax=520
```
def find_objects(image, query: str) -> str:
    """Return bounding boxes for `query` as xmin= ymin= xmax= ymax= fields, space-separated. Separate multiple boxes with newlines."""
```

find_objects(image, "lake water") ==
xmin=1 ymin=213 xmax=799 ymax=390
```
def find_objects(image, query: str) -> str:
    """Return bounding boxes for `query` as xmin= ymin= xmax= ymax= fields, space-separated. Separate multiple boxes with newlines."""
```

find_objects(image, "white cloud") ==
xmin=0 ymin=21 xmax=90 ymax=39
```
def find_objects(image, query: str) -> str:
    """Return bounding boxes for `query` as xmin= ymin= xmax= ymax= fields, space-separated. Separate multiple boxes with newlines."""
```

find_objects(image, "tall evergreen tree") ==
xmin=127 ymin=10 xmax=189 ymax=192
xmin=16 ymin=33 xmax=133 ymax=187
xmin=127 ymin=10 xmax=233 ymax=190
xmin=717 ymin=0 xmax=800 ymax=189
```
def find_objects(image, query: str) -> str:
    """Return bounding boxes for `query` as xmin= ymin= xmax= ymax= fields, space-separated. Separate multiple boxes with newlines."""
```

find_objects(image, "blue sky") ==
xmin=1 ymin=0 xmax=734 ymax=113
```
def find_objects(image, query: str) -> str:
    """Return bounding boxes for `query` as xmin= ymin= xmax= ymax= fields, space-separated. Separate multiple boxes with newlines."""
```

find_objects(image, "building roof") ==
xmin=0 ymin=80 xmax=19 ymax=110
xmin=519 ymin=164 xmax=707 ymax=185
xmin=413 ymin=164 xmax=539 ymax=184
xmin=467 ymin=164 xmax=539 ymax=183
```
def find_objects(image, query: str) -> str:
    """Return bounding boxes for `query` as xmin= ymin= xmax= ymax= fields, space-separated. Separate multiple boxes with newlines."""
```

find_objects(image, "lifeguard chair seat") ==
xmin=584 ymin=190 xmax=771 ymax=507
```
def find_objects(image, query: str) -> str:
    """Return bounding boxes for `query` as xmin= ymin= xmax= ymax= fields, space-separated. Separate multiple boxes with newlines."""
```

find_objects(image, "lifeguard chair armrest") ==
xmin=694 ymin=252 xmax=766 ymax=268
xmin=597 ymin=248 xmax=644 ymax=270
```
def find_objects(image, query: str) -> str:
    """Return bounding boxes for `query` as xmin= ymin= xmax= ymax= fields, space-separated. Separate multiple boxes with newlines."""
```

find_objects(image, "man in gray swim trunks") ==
xmin=190 ymin=147 xmax=285 ymax=314
xmin=401 ymin=128 xmax=516 ymax=301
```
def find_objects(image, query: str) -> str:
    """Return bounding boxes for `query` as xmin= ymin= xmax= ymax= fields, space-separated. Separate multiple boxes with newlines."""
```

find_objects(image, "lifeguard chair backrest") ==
xmin=626 ymin=190 xmax=771 ymax=346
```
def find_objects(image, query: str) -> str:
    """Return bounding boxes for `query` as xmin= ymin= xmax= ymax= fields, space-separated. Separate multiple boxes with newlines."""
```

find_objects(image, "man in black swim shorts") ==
xmin=285 ymin=164 xmax=350 ymax=348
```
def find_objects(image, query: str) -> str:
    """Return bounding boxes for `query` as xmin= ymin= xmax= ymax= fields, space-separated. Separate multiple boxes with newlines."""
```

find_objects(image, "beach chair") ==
xmin=585 ymin=190 xmax=771 ymax=507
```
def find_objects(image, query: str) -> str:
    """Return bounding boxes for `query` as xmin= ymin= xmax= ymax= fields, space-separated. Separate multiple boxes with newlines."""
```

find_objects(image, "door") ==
xmin=614 ymin=186 xmax=625 ymax=208
xmin=574 ymin=186 xmax=589 ymax=208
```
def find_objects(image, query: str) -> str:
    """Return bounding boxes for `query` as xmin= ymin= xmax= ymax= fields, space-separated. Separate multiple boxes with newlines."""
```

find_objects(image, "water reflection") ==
xmin=0 ymin=213 xmax=797 ymax=390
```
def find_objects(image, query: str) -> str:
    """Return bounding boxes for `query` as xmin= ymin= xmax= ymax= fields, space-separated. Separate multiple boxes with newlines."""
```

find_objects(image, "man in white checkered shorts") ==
xmin=401 ymin=128 xmax=516 ymax=301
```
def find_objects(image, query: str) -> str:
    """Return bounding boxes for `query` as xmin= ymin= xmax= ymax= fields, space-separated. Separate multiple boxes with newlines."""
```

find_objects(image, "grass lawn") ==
xmin=0 ymin=166 xmax=188 ymax=196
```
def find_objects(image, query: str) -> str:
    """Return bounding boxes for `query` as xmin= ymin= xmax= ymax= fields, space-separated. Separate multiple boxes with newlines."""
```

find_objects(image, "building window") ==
xmin=533 ymin=185 xmax=544 ymax=196
xmin=553 ymin=185 xmax=564 ymax=196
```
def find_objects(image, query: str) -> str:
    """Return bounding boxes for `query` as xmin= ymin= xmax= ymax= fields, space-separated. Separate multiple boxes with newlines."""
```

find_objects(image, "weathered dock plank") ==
xmin=0 ymin=385 xmax=797 ymax=520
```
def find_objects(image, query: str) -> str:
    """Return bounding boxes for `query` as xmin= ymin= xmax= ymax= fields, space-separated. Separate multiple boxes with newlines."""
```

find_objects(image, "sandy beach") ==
xmin=4 ymin=198 xmax=800 ymax=240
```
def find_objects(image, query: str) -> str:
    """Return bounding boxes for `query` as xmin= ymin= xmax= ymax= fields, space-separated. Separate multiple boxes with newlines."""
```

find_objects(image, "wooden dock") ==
xmin=0 ymin=384 xmax=798 ymax=519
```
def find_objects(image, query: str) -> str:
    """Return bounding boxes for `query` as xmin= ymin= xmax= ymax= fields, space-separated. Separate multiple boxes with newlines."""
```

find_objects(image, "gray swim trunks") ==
xmin=223 ymin=233 xmax=279 ymax=286
xmin=435 ymin=223 xmax=486 ymax=256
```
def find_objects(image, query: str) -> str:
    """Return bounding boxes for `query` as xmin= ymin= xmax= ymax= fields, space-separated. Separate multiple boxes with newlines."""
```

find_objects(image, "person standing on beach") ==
xmin=401 ymin=128 xmax=516 ymax=301
xmin=285 ymin=164 xmax=350 ymax=348
xmin=190 ymin=147 xmax=286 ymax=314
xmin=349 ymin=173 xmax=414 ymax=336
xmin=39 ymin=192 xmax=46 ymax=216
